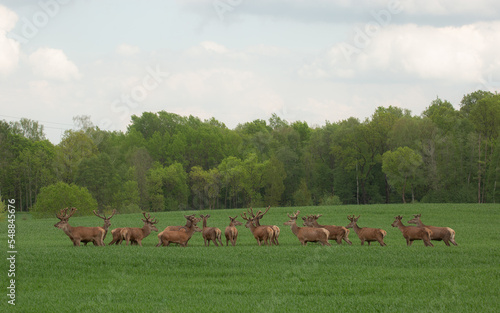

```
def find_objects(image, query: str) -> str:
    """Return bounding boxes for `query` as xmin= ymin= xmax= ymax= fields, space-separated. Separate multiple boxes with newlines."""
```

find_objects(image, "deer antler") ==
xmin=56 ymin=208 xmax=68 ymax=220
xmin=240 ymin=212 xmax=249 ymax=221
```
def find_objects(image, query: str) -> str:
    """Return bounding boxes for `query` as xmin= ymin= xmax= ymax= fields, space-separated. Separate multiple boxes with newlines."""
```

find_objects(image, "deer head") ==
xmin=142 ymin=212 xmax=159 ymax=232
xmin=229 ymin=216 xmax=243 ymax=226
xmin=391 ymin=215 xmax=403 ymax=227
xmin=54 ymin=207 xmax=77 ymax=230
xmin=283 ymin=211 xmax=300 ymax=226
xmin=93 ymin=209 xmax=117 ymax=229
xmin=346 ymin=215 xmax=360 ymax=228
xmin=407 ymin=214 xmax=422 ymax=225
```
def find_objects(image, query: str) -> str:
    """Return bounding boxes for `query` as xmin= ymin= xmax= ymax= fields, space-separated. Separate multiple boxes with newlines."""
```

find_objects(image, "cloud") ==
xmin=177 ymin=0 xmax=500 ymax=25
xmin=0 ymin=5 xmax=20 ymax=75
xmin=28 ymin=47 xmax=81 ymax=81
xmin=116 ymin=44 xmax=141 ymax=56
xmin=299 ymin=21 xmax=500 ymax=84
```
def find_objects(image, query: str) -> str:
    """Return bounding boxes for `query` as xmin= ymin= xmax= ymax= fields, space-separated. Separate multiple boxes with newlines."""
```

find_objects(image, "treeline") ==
xmin=1 ymin=90 xmax=500 ymax=215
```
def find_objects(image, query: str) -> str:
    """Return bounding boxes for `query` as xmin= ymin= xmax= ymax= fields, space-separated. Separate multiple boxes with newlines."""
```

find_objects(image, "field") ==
xmin=1 ymin=204 xmax=499 ymax=312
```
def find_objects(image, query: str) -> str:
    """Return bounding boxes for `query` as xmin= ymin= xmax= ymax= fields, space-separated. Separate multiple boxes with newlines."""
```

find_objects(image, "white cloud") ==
xmin=116 ymin=44 xmax=141 ymax=56
xmin=28 ymin=47 xmax=81 ymax=81
xmin=0 ymin=5 xmax=20 ymax=75
xmin=300 ymin=21 xmax=500 ymax=84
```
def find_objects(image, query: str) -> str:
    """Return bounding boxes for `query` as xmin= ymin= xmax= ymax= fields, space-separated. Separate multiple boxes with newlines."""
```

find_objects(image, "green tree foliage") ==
xmin=382 ymin=147 xmax=423 ymax=203
xmin=4 ymin=90 xmax=500 ymax=211
xmin=32 ymin=182 xmax=97 ymax=218
xmin=147 ymin=162 xmax=188 ymax=211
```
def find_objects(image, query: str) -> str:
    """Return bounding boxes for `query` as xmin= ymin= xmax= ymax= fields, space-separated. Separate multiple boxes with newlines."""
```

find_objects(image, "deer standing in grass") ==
xmin=156 ymin=214 xmax=196 ymax=247
xmin=224 ymin=216 xmax=243 ymax=246
xmin=346 ymin=215 xmax=387 ymax=246
xmin=247 ymin=206 xmax=280 ymax=245
xmin=391 ymin=215 xmax=433 ymax=247
xmin=158 ymin=217 xmax=202 ymax=247
xmin=302 ymin=214 xmax=352 ymax=245
xmin=90 ymin=209 xmax=116 ymax=246
xmin=54 ymin=208 xmax=105 ymax=246
xmin=241 ymin=212 xmax=274 ymax=246
xmin=200 ymin=214 xmax=223 ymax=247
xmin=121 ymin=212 xmax=158 ymax=246
xmin=407 ymin=214 xmax=457 ymax=246
xmin=284 ymin=211 xmax=331 ymax=246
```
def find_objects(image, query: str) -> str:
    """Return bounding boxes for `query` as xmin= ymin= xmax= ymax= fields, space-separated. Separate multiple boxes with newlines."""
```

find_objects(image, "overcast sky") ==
xmin=1 ymin=0 xmax=500 ymax=144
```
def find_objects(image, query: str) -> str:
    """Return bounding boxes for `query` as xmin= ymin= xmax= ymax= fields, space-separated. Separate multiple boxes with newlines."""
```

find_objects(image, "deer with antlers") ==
xmin=90 ymin=209 xmax=116 ymax=246
xmin=120 ymin=212 xmax=159 ymax=246
xmin=155 ymin=214 xmax=197 ymax=247
xmin=200 ymin=214 xmax=223 ymax=247
xmin=302 ymin=214 xmax=351 ymax=245
xmin=407 ymin=214 xmax=457 ymax=246
xmin=284 ymin=211 xmax=331 ymax=246
xmin=54 ymin=208 xmax=106 ymax=246
xmin=391 ymin=215 xmax=433 ymax=247
xmin=346 ymin=215 xmax=387 ymax=246
xmin=224 ymin=216 xmax=243 ymax=246
xmin=158 ymin=217 xmax=202 ymax=247
xmin=241 ymin=211 xmax=274 ymax=246
xmin=246 ymin=206 xmax=280 ymax=245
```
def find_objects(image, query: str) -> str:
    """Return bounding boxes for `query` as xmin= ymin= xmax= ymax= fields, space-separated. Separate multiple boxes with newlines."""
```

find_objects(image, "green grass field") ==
xmin=2 ymin=204 xmax=499 ymax=312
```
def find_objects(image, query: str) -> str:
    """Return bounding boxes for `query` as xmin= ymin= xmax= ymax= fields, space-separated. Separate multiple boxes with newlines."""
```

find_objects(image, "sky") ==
xmin=1 ymin=0 xmax=500 ymax=144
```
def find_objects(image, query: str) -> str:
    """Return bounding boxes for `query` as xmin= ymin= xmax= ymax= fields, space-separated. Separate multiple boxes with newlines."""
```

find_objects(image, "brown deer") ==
xmin=108 ymin=227 xmax=125 ymax=245
xmin=54 ymin=208 xmax=105 ymax=246
xmin=200 ymin=214 xmax=223 ymax=246
xmin=121 ymin=212 xmax=159 ymax=246
xmin=224 ymin=216 xmax=243 ymax=246
xmin=346 ymin=215 xmax=387 ymax=246
xmin=283 ymin=211 xmax=331 ymax=246
xmin=391 ymin=215 xmax=433 ymax=247
xmin=302 ymin=214 xmax=352 ymax=245
xmin=241 ymin=212 xmax=274 ymax=246
xmin=156 ymin=214 xmax=196 ymax=247
xmin=247 ymin=206 xmax=280 ymax=245
xmin=158 ymin=217 xmax=202 ymax=247
xmin=91 ymin=209 xmax=116 ymax=246
xmin=407 ymin=214 xmax=457 ymax=246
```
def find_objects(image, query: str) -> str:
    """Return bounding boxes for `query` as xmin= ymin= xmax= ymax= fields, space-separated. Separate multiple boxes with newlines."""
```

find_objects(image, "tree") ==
xmin=32 ymin=182 xmax=97 ymax=218
xmin=262 ymin=156 xmax=286 ymax=206
xmin=382 ymin=147 xmax=423 ymax=203
xmin=75 ymin=153 xmax=119 ymax=210
xmin=469 ymin=94 xmax=500 ymax=202
xmin=56 ymin=130 xmax=98 ymax=183
xmin=147 ymin=162 xmax=188 ymax=211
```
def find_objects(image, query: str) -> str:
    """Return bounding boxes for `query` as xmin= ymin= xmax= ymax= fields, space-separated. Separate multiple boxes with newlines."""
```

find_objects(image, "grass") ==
xmin=1 ymin=204 xmax=499 ymax=312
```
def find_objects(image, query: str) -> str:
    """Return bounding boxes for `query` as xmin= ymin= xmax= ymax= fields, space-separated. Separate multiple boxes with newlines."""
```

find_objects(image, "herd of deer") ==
xmin=54 ymin=207 xmax=457 ymax=247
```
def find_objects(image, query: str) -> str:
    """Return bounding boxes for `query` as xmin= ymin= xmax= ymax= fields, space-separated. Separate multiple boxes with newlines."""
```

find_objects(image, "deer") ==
xmin=54 ymin=208 xmax=105 ymax=246
xmin=241 ymin=212 xmax=274 ymax=246
xmin=200 ymin=214 xmax=223 ymax=246
xmin=302 ymin=214 xmax=352 ymax=245
xmin=156 ymin=214 xmax=196 ymax=247
xmin=346 ymin=215 xmax=387 ymax=246
xmin=158 ymin=217 xmax=202 ymax=247
xmin=108 ymin=227 xmax=125 ymax=245
xmin=391 ymin=215 xmax=433 ymax=247
xmin=91 ymin=209 xmax=116 ymax=246
xmin=246 ymin=206 xmax=280 ymax=245
xmin=121 ymin=212 xmax=159 ymax=246
xmin=224 ymin=216 xmax=243 ymax=246
xmin=283 ymin=211 xmax=331 ymax=246
xmin=407 ymin=214 xmax=457 ymax=246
